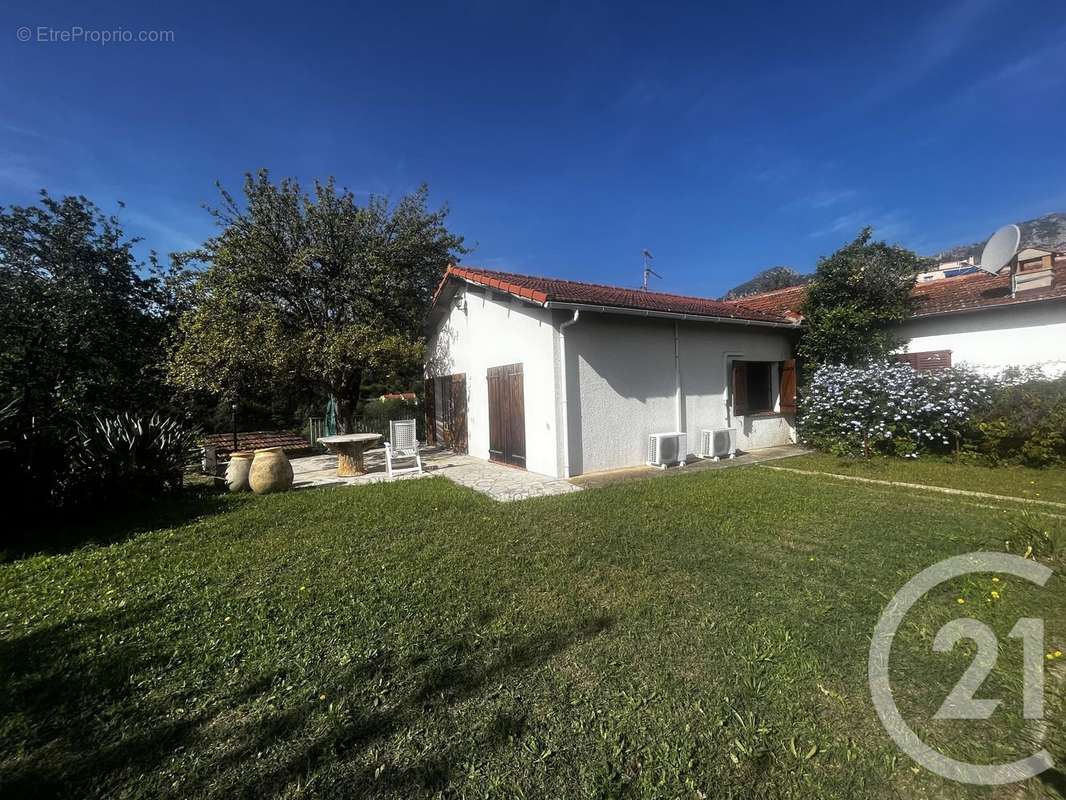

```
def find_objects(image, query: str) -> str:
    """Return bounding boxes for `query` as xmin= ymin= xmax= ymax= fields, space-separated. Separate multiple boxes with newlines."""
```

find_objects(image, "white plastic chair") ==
xmin=384 ymin=419 xmax=423 ymax=479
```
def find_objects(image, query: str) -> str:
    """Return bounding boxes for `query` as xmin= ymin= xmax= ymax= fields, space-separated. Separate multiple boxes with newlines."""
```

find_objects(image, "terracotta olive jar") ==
xmin=224 ymin=451 xmax=254 ymax=493
xmin=249 ymin=447 xmax=294 ymax=494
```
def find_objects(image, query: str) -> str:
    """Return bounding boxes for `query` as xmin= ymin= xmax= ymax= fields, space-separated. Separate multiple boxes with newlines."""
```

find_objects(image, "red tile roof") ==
xmin=726 ymin=284 xmax=809 ymax=318
xmin=203 ymin=430 xmax=314 ymax=459
xmin=731 ymin=261 xmax=1066 ymax=319
xmin=911 ymin=262 xmax=1066 ymax=317
xmin=435 ymin=265 xmax=796 ymax=324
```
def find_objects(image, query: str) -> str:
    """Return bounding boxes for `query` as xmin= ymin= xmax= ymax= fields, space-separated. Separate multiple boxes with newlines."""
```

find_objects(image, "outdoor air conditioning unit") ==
xmin=647 ymin=432 xmax=687 ymax=469
xmin=700 ymin=428 xmax=737 ymax=461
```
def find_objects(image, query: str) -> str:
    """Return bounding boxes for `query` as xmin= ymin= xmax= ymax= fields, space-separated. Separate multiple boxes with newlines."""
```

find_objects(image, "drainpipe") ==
xmin=674 ymin=322 xmax=682 ymax=432
xmin=558 ymin=309 xmax=580 ymax=478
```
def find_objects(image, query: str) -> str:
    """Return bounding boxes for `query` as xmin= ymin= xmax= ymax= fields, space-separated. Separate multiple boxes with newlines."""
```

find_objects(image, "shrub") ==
xmin=799 ymin=361 xmax=992 ymax=458
xmin=797 ymin=228 xmax=920 ymax=367
xmin=70 ymin=413 xmax=201 ymax=503
xmin=965 ymin=373 xmax=1066 ymax=467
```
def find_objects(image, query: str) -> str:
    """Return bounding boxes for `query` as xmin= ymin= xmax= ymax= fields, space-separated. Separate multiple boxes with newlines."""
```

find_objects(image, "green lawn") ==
xmin=775 ymin=452 xmax=1066 ymax=506
xmin=2 ymin=465 xmax=1065 ymax=799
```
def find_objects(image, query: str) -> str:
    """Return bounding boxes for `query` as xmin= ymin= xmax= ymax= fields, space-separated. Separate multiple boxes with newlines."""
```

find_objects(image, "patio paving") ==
xmin=291 ymin=446 xmax=581 ymax=502
xmin=568 ymin=444 xmax=810 ymax=489
xmin=292 ymin=444 xmax=808 ymax=500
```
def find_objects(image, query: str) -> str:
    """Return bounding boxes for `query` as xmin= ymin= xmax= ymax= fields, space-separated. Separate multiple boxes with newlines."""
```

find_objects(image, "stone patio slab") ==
xmin=291 ymin=446 xmax=580 ymax=502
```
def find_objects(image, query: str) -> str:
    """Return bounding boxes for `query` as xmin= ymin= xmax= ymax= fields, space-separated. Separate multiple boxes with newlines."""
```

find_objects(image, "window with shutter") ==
xmin=732 ymin=361 xmax=775 ymax=415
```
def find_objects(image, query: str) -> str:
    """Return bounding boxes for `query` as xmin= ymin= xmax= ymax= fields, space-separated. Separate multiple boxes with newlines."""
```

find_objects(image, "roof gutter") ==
xmin=543 ymin=300 xmax=801 ymax=330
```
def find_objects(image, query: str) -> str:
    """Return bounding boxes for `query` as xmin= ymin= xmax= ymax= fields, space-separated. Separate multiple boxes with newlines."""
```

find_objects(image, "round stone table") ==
xmin=318 ymin=433 xmax=382 ymax=477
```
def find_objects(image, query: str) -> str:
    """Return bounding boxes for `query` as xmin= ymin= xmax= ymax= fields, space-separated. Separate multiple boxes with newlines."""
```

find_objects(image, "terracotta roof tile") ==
xmin=434 ymin=265 xmax=795 ymax=324
xmin=203 ymin=430 xmax=314 ymax=459
xmin=910 ymin=262 xmax=1066 ymax=316
xmin=725 ymin=284 xmax=809 ymax=318
xmin=729 ymin=261 xmax=1066 ymax=319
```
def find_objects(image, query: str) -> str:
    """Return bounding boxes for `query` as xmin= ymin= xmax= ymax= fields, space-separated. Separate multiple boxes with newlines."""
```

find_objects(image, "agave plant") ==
xmin=72 ymin=412 xmax=202 ymax=499
xmin=0 ymin=396 xmax=17 ymax=426
xmin=0 ymin=395 xmax=21 ymax=457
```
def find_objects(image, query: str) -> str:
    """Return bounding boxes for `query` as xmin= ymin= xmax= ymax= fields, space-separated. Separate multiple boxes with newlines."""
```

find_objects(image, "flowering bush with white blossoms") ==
xmin=799 ymin=361 xmax=994 ymax=458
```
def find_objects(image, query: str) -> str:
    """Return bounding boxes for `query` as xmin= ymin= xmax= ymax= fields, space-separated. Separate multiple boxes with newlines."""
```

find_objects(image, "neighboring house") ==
xmin=426 ymin=266 xmax=801 ymax=478
xmin=380 ymin=392 xmax=417 ymax=403
xmin=739 ymin=250 xmax=1066 ymax=377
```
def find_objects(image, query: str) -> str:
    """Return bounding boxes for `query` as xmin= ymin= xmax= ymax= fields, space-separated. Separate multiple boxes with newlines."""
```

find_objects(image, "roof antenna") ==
xmin=641 ymin=249 xmax=661 ymax=291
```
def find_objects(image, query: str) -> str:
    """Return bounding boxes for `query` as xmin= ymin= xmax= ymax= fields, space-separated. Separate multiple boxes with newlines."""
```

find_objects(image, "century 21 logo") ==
xmin=868 ymin=552 xmax=1054 ymax=785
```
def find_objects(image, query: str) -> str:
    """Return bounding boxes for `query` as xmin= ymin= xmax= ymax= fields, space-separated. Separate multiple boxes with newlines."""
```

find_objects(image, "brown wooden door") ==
xmin=438 ymin=373 xmax=468 ymax=453
xmin=487 ymin=363 xmax=525 ymax=467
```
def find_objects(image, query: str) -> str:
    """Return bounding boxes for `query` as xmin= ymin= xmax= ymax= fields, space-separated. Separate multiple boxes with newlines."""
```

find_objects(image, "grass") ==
xmin=1 ymin=465 xmax=1065 ymax=799
xmin=775 ymin=452 xmax=1066 ymax=506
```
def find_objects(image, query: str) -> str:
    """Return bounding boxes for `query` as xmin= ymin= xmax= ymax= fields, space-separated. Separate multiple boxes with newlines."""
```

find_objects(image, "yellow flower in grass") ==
xmin=990 ymin=591 xmax=1000 ymax=600
xmin=992 ymin=577 xmax=1000 ymax=583
xmin=956 ymin=598 xmax=966 ymax=605
xmin=1056 ymin=650 xmax=1063 ymax=659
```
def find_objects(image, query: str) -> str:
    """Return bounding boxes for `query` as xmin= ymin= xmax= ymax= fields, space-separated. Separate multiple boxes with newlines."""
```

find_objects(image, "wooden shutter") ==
xmin=424 ymin=377 xmax=436 ymax=445
xmin=732 ymin=362 xmax=749 ymax=416
xmin=487 ymin=367 xmax=502 ymax=461
xmin=451 ymin=374 xmax=467 ymax=453
xmin=779 ymin=359 xmax=797 ymax=413
xmin=486 ymin=363 xmax=525 ymax=467
xmin=507 ymin=363 xmax=525 ymax=467
xmin=897 ymin=350 xmax=952 ymax=372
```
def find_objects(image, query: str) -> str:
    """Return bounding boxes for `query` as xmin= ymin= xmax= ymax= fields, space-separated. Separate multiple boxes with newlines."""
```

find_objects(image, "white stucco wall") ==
xmin=560 ymin=313 xmax=797 ymax=475
xmin=426 ymin=287 xmax=559 ymax=477
xmin=901 ymin=300 xmax=1066 ymax=377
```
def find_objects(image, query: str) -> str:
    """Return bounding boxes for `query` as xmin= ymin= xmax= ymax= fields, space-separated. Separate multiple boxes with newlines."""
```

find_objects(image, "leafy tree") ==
xmin=0 ymin=192 xmax=178 ymax=514
xmin=798 ymin=227 xmax=919 ymax=367
xmin=0 ymin=192 xmax=174 ymax=419
xmin=169 ymin=172 xmax=466 ymax=432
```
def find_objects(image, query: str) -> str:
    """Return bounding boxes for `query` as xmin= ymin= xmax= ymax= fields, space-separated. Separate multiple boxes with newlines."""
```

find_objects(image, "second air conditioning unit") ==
xmin=700 ymin=428 xmax=737 ymax=461
xmin=647 ymin=432 xmax=687 ymax=469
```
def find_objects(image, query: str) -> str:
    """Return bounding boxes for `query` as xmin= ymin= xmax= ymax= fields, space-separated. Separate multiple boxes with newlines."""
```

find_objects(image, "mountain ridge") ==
xmin=934 ymin=211 xmax=1066 ymax=262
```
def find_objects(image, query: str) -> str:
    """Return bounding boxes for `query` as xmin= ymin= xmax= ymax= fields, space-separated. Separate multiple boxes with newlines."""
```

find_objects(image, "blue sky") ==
xmin=2 ymin=0 xmax=1065 ymax=297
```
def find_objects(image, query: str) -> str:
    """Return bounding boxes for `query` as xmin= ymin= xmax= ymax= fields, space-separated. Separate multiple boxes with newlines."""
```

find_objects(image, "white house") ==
xmin=739 ymin=248 xmax=1066 ymax=377
xmin=426 ymin=266 xmax=801 ymax=479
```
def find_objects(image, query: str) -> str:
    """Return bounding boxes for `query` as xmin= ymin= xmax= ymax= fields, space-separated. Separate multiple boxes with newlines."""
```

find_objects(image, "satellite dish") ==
xmin=975 ymin=224 xmax=1020 ymax=275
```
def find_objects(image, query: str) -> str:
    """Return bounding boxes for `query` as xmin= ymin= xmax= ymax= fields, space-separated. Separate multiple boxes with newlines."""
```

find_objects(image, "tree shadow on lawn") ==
xmin=2 ymin=483 xmax=239 ymax=562
xmin=0 ymin=597 xmax=615 ymax=798
xmin=1038 ymin=768 xmax=1066 ymax=798
xmin=0 ymin=600 xmax=199 ymax=795
xmin=196 ymin=611 xmax=616 ymax=798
